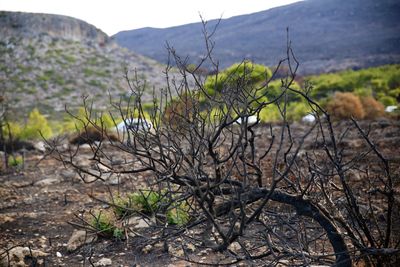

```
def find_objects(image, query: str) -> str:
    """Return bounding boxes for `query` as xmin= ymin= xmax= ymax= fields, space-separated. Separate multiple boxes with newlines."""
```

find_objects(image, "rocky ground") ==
xmin=0 ymin=119 xmax=399 ymax=267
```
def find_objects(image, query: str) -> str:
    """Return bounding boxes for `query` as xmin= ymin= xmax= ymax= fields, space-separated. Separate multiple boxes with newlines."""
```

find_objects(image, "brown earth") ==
xmin=0 ymin=119 xmax=399 ymax=266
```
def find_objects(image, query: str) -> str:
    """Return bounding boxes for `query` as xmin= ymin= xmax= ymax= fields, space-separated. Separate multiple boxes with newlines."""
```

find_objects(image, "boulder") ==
xmin=0 ymin=246 xmax=48 ymax=267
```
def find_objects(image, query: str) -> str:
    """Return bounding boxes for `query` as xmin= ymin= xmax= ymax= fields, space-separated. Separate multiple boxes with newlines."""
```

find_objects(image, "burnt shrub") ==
xmin=70 ymin=126 xmax=118 ymax=145
xmin=326 ymin=92 xmax=365 ymax=119
xmin=360 ymin=96 xmax=385 ymax=119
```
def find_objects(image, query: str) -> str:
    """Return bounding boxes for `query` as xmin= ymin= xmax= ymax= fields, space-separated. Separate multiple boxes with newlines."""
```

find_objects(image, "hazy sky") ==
xmin=0 ymin=0 xmax=302 ymax=35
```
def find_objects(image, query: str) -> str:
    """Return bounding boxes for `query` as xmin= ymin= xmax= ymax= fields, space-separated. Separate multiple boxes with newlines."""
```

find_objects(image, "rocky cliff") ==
xmin=0 ymin=11 xmax=109 ymax=44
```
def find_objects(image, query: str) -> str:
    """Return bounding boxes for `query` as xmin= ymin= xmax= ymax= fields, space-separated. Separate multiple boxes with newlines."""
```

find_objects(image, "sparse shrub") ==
xmin=360 ymin=96 xmax=385 ymax=119
xmin=326 ymin=92 xmax=365 ymax=119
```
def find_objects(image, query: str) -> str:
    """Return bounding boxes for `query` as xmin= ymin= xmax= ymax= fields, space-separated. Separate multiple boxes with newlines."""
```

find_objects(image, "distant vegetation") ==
xmin=202 ymin=63 xmax=399 ymax=122
xmin=2 ymin=64 xmax=399 ymax=142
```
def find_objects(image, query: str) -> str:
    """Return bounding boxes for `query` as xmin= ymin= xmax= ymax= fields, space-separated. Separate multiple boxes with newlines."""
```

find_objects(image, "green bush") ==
xmin=378 ymin=95 xmax=397 ymax=106
xmin=204 ymin=61 xmax=272 ymax=96
xmin=20 ymin=108 xmax=53 ymax=140
xmin=259 ymin=103 xmax=281 ymax=122
xmin=2 ymin=121 xmax=23 ymax=140
xmin=287 ymin=101 xmax=313 ymax=121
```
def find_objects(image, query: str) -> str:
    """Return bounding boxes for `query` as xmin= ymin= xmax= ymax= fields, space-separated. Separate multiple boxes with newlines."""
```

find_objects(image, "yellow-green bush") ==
xmin=2 ymin=121 xmax=23 ymax=140
xmin=19 ymin=108 xmax=53 ymax=140
xmin=259 ymin=104 xmax=281 ymax=122
xmin=204 ymin=61 xmax=272 ymax=96
xmin=287 ymin=102 xmax=313 ymax=121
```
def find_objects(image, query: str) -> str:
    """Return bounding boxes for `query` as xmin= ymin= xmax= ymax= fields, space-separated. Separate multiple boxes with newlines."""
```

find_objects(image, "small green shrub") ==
xmin=113 ymin=190 xmax=191 ymax=226
xmin=166 ymin=203 xmax=190 ymax=226
xmin=90 ymin=211 xmax=123 ymax=239
xmin=129 ymin=190 xmax=166 ymax=213
xmin=8 ymin=155 xmax=23 ymax=167
xmin=20 ymin=108 xmax=53 ymax=140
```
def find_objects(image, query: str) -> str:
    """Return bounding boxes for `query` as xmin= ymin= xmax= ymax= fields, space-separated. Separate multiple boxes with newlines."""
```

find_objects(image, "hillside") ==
xmin=0 ymin=11 xmax=168 ymax=119
xmin=114 ymin=0 xmax=400 ymax=74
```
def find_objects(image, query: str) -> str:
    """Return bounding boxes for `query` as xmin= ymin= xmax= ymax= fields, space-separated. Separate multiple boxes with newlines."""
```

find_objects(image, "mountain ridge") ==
xmin=113 ymin=0 xmax=400 ymax=74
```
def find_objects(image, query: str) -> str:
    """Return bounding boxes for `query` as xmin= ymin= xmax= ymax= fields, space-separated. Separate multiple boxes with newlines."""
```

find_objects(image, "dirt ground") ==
xmin=1 ymin=119 xmax=399 ymax=266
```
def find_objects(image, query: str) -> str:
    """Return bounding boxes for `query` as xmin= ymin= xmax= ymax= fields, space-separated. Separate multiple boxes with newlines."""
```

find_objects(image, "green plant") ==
xmin=113 ymin=190 xmax=190 ymax=226
xmin=8 ymin=155 xmax=23 ymax=167
xmin=129 ymin=190 xmax=166 ymax=213
xmin=204 ymin=61 xmax=271 ymax=96
xmin=378 ymin=95 xmax=397 ymax=106
xmin=90 ymin=211 xmax=123 ymax=239
xmin=166 ymin=203 xmax=190 ymax=226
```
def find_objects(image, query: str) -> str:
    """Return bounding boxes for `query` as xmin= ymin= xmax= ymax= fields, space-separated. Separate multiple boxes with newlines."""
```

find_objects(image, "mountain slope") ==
xmin=0 ymin=11 xmax=168 ymax=118
xmin=114 ymin=0 xmax=400 ymax=74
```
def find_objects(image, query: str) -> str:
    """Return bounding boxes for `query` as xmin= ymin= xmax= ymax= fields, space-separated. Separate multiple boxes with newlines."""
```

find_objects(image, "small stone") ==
xmin=67 ymin=230 xmax=97 ymax=252
xmin=95 ymin=257 xmax=112 ymax=266
xmin=126 ymin=216 xmax=149 ymax=228
xmin=34 ymin=141 xmax=47 ymax=152
xmin=35 ymin=177 xmax=60 ymax=186
xmin=142 ymin=244 xmax=152 ymax=254
xmin=56 ymin=251 xmax=62 ymax=257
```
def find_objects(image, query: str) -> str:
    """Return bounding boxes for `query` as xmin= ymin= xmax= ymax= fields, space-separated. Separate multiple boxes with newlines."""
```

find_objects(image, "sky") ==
xmin=0 ymin=0 xmax=302 ymax=36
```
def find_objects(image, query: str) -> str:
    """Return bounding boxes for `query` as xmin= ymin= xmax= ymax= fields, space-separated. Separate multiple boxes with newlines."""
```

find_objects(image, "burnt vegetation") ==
xmin=45 ymin=24 xmax=400 ymax=266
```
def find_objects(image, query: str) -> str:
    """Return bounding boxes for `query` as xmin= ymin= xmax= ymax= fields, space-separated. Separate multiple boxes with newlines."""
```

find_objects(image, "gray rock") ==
xmin=94 ymin=257 xmax=112 ymax=266
xmin=0 ymin=246 xmax=48 ymax=267
xmin=34 ymin=177 xmax=61 ymax=186
xmin=126 ymin=216 xmax=150 ymax=229
xmin=67 ymin=230 xmax=97 ymax=252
